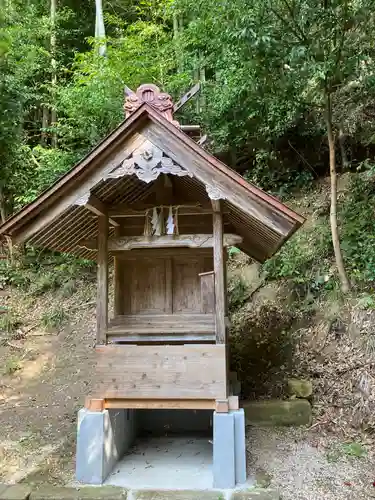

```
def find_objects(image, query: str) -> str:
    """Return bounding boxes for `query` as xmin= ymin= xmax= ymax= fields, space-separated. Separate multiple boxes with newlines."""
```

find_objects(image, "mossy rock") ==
xmin=243 ymin=399 xmax=312 ymax=426
xmin=287 ymin=378 xmax=312 ymax=399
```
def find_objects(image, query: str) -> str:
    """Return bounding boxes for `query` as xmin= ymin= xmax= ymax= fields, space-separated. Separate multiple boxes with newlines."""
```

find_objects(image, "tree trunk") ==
xmin=199 ymin=63 xmax=206 ymax=112
xmin=325 ymin=93 xmax=350 ymax=293
xmin=173 ymin=13 xmax=183 ymax=73
xmin=41 ymin=106 xmax=49 ymax=145
xmin=0 ymin=186 xmax=13 ymax=262
xmin=338 ymin=125 xmax=349 ymax=169
xmin=95 ymin=0 xmax=106 ymax=57
xmin=50 ymin=0 xmax=57 ymax=147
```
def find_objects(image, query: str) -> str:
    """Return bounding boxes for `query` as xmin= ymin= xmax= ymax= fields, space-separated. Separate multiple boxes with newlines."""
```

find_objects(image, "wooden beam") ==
xmin=155 ymin=174 xmax=174 ymax=205
xmin=113 ymin=226 xmax=122 ymax=316
xmin=116 ymin=248 xmax=212 ymax=259
xmin=93 ymin=344 xmax=227 ymax=399
xmin=173 ymin=82 xmax=201 ymax=113
xmin=197 ymin=134 xmax=207 ymax=146
xmin=103 ymin=398 xmax=216 ymax=410
xmin=165 ymin=257 xmax=173 ymax=314
xmin=108 ymin=203 xmax=217 ymax=217
xmin=180 ymin=125 xmax=201 ymax=132
xmin=212 ymin=200 xmax=226 ymax=344
xmin=79 ymin=233 xmax=243 ymax=251
xmin=85 ymin=397 xmax=104 ymax=412
xmin=228 ymin=395 xmax=239 ymax=411
xmin=97 ymin=215 xmax=108 ymax=344
xmin=199 ymin=271 xmax=215 ymax=314
xmin=215 ymin=399 xmax=229 ymax=413
xmin=86 ymin=195 xmax=119 ymax=227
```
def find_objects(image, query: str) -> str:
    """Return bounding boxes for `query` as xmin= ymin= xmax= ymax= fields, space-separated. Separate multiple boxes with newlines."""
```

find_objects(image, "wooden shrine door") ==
xmin=119 ymin=249 xmax=214 ymax=315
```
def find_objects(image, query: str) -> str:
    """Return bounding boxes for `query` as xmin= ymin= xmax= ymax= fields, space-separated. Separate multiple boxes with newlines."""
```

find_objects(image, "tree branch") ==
xmin=280 ymin=0 xmax=309 ymax=45
xmin=268 ymin=1 xmax=308 ymax=45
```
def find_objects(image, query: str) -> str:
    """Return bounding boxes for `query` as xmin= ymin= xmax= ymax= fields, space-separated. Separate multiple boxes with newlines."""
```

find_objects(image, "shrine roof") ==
xmin=0 ymin=98 xmax=304 ymax=262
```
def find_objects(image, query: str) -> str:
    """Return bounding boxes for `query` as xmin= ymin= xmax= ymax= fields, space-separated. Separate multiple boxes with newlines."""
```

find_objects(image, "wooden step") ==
xmin=110 ymin=313 xmax=215 ymax=326
xmin=107 ymin=333 xmax=216 ymax=344
xmin=106 ymin=313 xmax=217 ymax=344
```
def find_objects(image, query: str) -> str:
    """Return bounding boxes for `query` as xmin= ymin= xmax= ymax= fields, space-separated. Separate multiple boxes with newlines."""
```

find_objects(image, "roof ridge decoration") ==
xmin=124 ymin=84 xmax=180 ymax=127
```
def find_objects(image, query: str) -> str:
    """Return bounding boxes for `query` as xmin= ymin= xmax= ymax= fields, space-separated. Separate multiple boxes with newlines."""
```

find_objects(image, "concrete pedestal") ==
xmin=213 ymin=409 xmax=246 ymax=489
xmin=76 ymin=407 xmax=246 ymax=489
xmin=76 ymin=408 xmax=137 ymax=484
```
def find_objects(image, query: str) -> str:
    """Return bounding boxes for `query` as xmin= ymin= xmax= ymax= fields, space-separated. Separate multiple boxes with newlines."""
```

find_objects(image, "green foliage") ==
xmin=263 ymin=217 xmax=334 ymax=296
xmin=340 ymin=163 xmax=375 ymax=283
xmin=59 ymin=280 xmax=77 ymax=298
xmin=2 ymin=0 xmax=375 ymax=209
xmin=342 ymin=441 xmax=367 ymax=459
xmin=30 ymin=272 xmax=63 ymax=296
xmin=228 ymin=246 xmax=241 ymax=256
xmin=245 ymin=149 xmax=314 ymax=197
xmin=40 ymin=307 xmax=67 ymax=330
xmin=1 ymin=0 xmax=375 ymax=304
xmin=263 ymin=164 xmax=375 ymax=297
xmin=356 ymin=293 xmax=375 ymax=310
xmin=0 ymin=247 xmax=95 ymax=294
xmin=228 ymin=277 xmax=250 ymax=312
xmin=230 ymin=304 xmax=295 ymax=398
xmin=3 ymin=356 xmax=21 ymax=375
xmin=0 ymin=313 xmax=22 ymax=336
xmin=326 ymin=441 xmax=367 ymax=462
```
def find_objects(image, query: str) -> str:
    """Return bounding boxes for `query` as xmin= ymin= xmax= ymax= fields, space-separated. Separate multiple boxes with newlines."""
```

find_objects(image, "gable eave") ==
xmin=143 ymin=105 xmax=305 ymax=228
xmin=0 ymin=102 xmax=304 ymax=261
xmin=0 ymin=103 xmax=151 ymax=239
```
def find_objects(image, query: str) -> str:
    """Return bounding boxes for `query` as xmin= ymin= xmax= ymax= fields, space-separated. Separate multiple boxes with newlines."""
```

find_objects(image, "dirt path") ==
xmin=0 ymin=287 xmax=97 ymax=485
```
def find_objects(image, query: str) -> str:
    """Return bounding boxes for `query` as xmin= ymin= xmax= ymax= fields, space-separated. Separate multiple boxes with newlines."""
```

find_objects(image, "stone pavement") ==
xmin=0 ymin=485 xmax=280 ymax=500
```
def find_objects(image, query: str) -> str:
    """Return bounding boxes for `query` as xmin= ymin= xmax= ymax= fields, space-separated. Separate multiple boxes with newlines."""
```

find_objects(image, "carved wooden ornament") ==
xmin=79 ymin=233 xmax=243 ymax=251
xmin=106 ymin=140 xmax=193 ymax=184
xmin=206 ymin=184 xmax=226 ymax=201
xmin=74 ymin=192 xmax=91 ymax=206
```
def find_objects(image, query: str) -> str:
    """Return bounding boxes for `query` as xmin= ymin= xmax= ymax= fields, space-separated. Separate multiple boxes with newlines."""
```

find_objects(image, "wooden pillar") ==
xmin=113 ymin=226 xmax=122 ymax=316
xmin=97 ymin=214 xmax=108 ymax=344
xmin=212 ymin=200 xmax=226 ymax=344
xmin=224 ymin=248 xmax=228 ymax=315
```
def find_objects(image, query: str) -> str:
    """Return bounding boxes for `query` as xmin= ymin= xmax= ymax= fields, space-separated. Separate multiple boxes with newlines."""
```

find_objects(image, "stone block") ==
xmin=76 ymin=408 xmax=137 ymax=484
xmin=243 ymin=399 xmax=311 ymax=426
xmin=230 ymin=489 xmax=280 ymax=500
xmin=0 ymin=484 xmax=32 ymax=500
xmin=233 ymin=409 xmax=246 ymax=485
xmin=213 ymin=411 xmax=235 ymax=489
xmin=133 ymin=490 xmax=224 ymax=500
xmin=29 ymin=486 xmax=127 ymax=499
xmin=287 ymin=378 xmax=313 ymax=399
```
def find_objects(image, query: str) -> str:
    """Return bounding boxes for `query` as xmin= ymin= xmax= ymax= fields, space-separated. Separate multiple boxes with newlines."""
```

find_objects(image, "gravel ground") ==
xmin=247 ymin=426 xmax=375 ymax=500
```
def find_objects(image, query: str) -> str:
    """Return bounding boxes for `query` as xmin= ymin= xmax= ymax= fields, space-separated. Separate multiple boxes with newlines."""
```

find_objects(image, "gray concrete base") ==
xmin=213 ymin=409 xmax=247 ymax=489
xmin=76 ymin=408 xmax=137 ymax=484
xmin=76 ymin=407 xmax=246 ymax=489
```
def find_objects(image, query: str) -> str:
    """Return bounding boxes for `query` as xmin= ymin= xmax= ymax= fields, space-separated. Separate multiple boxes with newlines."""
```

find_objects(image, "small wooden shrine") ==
xmin=0 ymin=84 xmax=304 ymax=414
